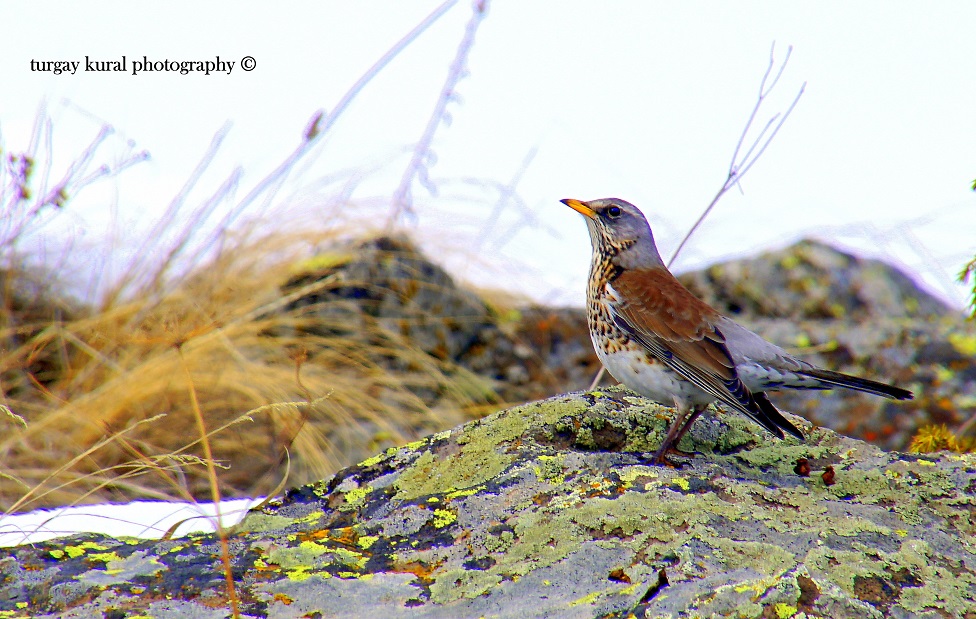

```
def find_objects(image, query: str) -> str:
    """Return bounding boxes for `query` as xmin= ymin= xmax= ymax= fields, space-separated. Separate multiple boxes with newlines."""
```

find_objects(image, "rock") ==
xmin=3 ymin=389 xmax=974 ymax=618
xmin=280 ymin=236 xmax=582 ymax=406
xmin=676 ymin=239 xmax=954 ymax=321
xmin=284 ymin=236 xmax=507 ymax=369
xmin=0 ymin=266 xmax=79 ymax=409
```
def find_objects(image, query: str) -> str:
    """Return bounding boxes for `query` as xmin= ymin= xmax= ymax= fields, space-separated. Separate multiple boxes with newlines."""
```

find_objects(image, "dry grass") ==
xmin=0 ymin=221 xmax=499 ymax=513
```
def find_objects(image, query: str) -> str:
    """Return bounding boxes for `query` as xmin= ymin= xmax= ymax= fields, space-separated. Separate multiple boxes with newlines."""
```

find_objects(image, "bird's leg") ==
xmin=670 ymin=405 xmax=706 ymax=456
xmin=653 ymin=402 xmax=705 ymax=467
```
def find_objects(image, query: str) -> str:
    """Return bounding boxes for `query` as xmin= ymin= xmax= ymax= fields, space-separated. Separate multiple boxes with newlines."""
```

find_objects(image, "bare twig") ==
xmin=0 ymin=105 xmax=148 ymax=255
xmin=668 ymin=42 xmax=805 ymax=268
xmin=474 ymin=145 xmax=539 ymax=252
xmin=106 ymin=123 xmax=235 ymax=304
xmin=387 ymin=0 xmax=491 ymax=228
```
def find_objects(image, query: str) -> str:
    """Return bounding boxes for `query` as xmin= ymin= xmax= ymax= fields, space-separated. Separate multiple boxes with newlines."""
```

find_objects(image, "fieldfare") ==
xmin=563 ymin=197 xmax=913 ymax=466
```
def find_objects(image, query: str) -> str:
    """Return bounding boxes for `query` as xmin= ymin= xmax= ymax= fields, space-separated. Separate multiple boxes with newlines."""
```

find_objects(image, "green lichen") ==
xmin=393 ymin=399 xmax=582 ymax=502
xmin=533 ymin=454 xmax=566 ymax=484
xmin=429 ymin=567 xmax=502 ymax=604
xmin=708 ymin=539 xmax=794 ymax=575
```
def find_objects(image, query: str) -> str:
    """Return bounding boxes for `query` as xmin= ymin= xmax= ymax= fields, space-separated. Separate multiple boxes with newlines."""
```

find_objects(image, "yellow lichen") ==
xmin=286 ymin=566 xmax=314 ymax=581
xmin=289 ymin=252 xmax=352 ymax=276
xmin=445 ymin=485 xmax=485 ymax=499
xmin=431 ymin=508 xmax=457 ymax=528
xmin=63 ymin=541 xmax=107 ymax=559
xmin=344 ymin=484 xmax=372 ymax=506
xmin=402 ymin=439 xmax=428 ymax=451
xmin=357 ymin=452 xmax=387 ymax=468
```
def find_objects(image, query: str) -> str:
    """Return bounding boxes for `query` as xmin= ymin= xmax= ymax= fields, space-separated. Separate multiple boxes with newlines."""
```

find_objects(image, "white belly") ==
xmin=595 ymin=344 xmax=713 ymax=407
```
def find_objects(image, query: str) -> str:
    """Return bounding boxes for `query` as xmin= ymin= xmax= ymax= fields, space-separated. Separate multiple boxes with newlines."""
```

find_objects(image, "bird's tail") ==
xmin=797 ymin=368 xmax=913 ymax=400
xmin=754 ymin=392 xmax=805 ymax=441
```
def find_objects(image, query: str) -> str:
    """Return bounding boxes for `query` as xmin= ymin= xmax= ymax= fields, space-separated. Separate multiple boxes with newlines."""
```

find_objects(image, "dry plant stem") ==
xmin=210 ymin=0 xmax=460 ymax=235
xmin=475 ymin=146 xmax=539 ymax=251
xmin=1 ymin=105 xmax=148 ymax=252
xmin=178 ymin=346 xmax=240 ymax=619
xmin=321 ymin=0 xmax=458 ymax=140
xmin=105 ymin=124 xmax=233 ymax=303
xmin=388 ymin=0 xmax=490 ymax=228
xmin=957 ymin=412 xmax=976 ymax=438
xmin=668 ymin=42 xmax=805 ymax=268
xmin=2 ymin=415 xmax=167 ymax=515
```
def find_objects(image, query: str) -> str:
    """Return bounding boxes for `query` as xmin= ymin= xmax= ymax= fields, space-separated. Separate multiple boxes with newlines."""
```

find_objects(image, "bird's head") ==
xmin=561 ymin=198 xmax=665 ymax=268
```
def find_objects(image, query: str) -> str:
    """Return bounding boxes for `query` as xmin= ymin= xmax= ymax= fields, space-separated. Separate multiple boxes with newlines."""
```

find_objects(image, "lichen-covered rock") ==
xmin=3 ymin=389 xmax=974 ymax=618
xmin=676 ymin=239 xmax=953 ymax=321
xmin=283 ymin=235 xmax=512 ymax=372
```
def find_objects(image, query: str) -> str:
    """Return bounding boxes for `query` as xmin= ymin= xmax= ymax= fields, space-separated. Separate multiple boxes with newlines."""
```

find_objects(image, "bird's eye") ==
xmin=606 ymin=206 xmax=622 ymax=219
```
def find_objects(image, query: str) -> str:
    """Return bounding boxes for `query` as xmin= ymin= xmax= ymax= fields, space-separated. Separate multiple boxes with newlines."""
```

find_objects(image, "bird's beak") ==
xmin=561 ymin=198 xmax=596 ymax=219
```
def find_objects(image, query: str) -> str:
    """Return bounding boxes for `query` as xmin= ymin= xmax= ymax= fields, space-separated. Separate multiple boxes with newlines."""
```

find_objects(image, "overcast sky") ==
xmin=2 ymin=1 xmax=975 ymax=308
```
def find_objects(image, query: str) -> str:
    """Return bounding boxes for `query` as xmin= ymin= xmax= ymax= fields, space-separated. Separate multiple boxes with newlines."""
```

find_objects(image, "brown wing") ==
xmin=611 ymin=267 xmax=799 ymax=439
xmin=612 ymin=267 xmax=731 ymax=379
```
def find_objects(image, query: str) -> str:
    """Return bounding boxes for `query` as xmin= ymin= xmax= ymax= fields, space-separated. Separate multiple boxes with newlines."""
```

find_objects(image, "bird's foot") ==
xmin=651 ymin=446 xmax=698 ymax=468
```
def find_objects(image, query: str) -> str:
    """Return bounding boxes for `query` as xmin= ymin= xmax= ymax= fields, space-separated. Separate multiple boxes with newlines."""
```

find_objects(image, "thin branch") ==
xmin=668 ymin=42 xmax=805 ymax=268
xmin=387 ymin=0 xmax=490 ymax=228
xmin=319 ymin=0 xmax=459 ymax=141
xmin=475 ymin=145 xmax=538 ymax=252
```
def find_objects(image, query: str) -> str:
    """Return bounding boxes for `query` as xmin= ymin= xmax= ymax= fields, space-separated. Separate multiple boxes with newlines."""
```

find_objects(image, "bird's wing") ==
xmin=717 ymin=316 xmax=913 ymax=400
xmin=610 ymin=267 xmax=801 ymax=439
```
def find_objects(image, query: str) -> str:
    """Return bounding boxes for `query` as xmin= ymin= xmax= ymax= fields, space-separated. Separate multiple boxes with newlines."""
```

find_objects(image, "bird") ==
xmin=562 ymin=197 xmax=913 ymax=466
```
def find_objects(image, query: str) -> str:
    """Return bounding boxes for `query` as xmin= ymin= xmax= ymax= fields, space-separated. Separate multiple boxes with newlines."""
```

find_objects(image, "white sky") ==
xmin=2 ymin=1 xmax=975 ymax=309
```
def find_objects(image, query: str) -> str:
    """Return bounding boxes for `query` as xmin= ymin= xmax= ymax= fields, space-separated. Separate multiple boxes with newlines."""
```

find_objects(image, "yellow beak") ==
xmin=561 ymin=198 xmax=596 ymax=219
